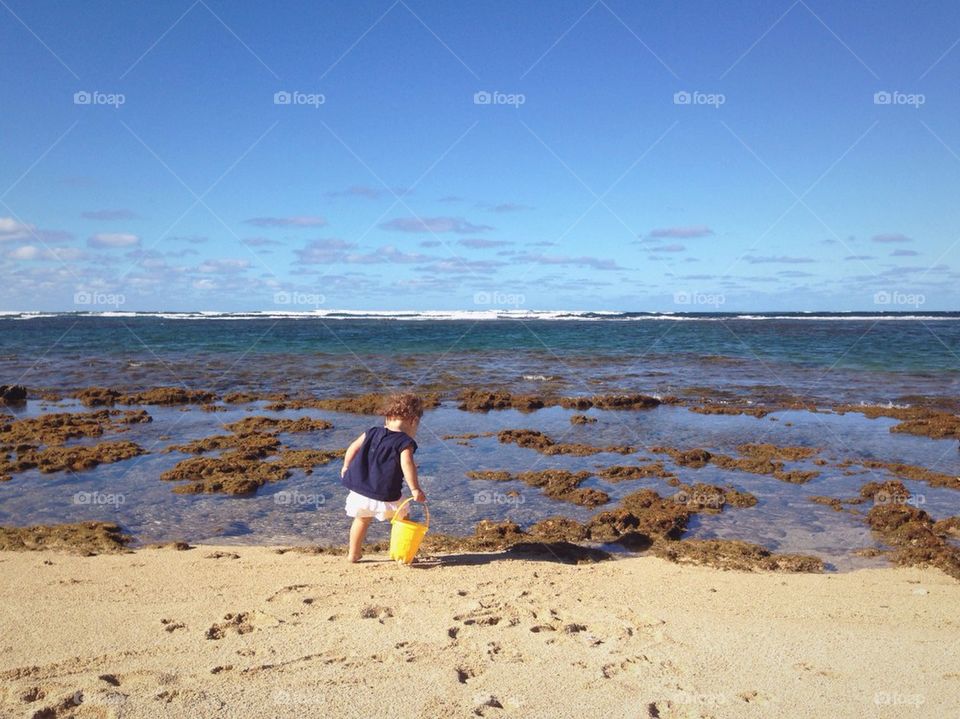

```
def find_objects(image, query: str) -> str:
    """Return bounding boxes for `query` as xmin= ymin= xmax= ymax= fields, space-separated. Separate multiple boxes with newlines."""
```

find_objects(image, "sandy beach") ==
xmin=1 ymin=545 xmax=956 ymax=719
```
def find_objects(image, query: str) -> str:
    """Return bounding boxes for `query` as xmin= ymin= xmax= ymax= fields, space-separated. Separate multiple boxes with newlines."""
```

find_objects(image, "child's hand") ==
xmin=340 ymin=465 xmax=347 ymax=478
xmin=412 ymin=489 xmax=426 ymax=503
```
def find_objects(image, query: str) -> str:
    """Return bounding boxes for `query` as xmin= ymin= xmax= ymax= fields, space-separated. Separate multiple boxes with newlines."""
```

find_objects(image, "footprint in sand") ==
xmin=359 ymin=604 xmax=393 ymax=623
xmin=266 ymin=584 xmax=312 ymax=602
xmin=160 ymin=618 xmax=187 ymax=633
xmin=205 ymin=610 xmax=281 ymax=640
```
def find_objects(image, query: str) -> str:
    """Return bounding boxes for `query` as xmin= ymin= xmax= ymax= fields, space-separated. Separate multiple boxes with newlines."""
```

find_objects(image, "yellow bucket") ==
xmin=389 ymin=497 xmax=430 ymax=564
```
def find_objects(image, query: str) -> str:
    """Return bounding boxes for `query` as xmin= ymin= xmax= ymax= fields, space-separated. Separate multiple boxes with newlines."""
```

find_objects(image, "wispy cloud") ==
xmin=325 ymin=185 xmax=410 ymax=200
xmin=198 ymin=258 xmax=251 ymax=273
xmin=458 ymin=238 xmax=514 ymax=249
xmin=891 ymin=248 xmax=920 ymax=257
xmin=646 ymin=243 xmax=686 ymax=253
xmin=242 ymin=237 xmax=283 ymax=247
xmin=647 ymin=225 xmax=713 ymax=239
xmin=872 ymin=233 xmax=912 ymax=244
xmin=88 ymin=233 xmax=141 ymax=248
xmin=346 ymin=246 xmax=434 ymax=264
xmin=515 ymin=252 xmax=626 ymax=271
xmin=379 ymin=216 xmax=493 ymax=234
xmin=743 ymin=255 xmax=815 ymax=264
xmin=295 ymin=238 xmax=358 ymax=264
xmin=481 ymin=202 xmax=533 ymax=213
xmin=244 ymin=216 xmax=327 ymax=228
xmin=81 ymin=209 xmax=139 ymax=221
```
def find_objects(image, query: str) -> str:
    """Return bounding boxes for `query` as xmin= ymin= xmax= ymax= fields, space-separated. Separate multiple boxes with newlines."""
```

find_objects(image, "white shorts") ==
xmin=344 ymin=491 xmax=406 ymax=521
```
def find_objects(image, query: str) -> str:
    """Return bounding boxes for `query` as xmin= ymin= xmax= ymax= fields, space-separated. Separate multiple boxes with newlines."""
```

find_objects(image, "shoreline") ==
xmin=0 ymin=545 xmax=955 ymax=718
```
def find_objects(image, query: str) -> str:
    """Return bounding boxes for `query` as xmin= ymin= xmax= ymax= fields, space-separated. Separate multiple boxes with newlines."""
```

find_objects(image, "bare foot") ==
xmin=348 ymin=553 xmax=362 ymax=563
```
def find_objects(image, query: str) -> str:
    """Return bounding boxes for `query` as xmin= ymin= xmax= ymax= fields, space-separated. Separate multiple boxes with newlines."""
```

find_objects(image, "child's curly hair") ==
xmin=379 ymin=392 xmax=424 ymax=419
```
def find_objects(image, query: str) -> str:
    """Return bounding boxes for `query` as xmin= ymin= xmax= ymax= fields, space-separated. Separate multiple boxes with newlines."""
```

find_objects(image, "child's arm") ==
xmin=340 ymin=432 xmax=366 ymax=478
xmin=400 ymin=447 xmax=425 ymax=502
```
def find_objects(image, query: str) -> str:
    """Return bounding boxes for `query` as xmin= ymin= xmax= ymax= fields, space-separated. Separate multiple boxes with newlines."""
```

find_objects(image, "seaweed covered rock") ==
xmin=466 ymin=470 xmax=513 ymax=482
xmin=861 ymin=460 xmax=960 ymax=491
xmin=652 ymin=539 xmax=824 ymax=573
xmin=835 ymin=404 xmax=960 ymax=440
xmin=160 ymin=454 xmax=290 ymax=495
xmin=224 ymin=416 xmax=333 ymax=435
xmin=122 ymin=387 xmax=216 ymax=405
xmin=866 ymin=503 xmax=960 ymax=580
xmin=265 ymin=392 xmax=440 ymax=414
xmin=73 ymin=387 xmax=121 ymax=406
xmin=527 ymin=516 xmax=589 ymax=542
xmin=26 ymin=441 xmax=143 ymax=473
xmin=498 ymin=429 xmax=632 ymax=456
xmin=596 ymin=463 xmax=673 ymax=481
xmin=0 ymin=521 xmax=132 ymax=555
xmin=690 ymin=404 xmax=768 ymax=418
xmin=517 ymin=470 xmax=609 ymax=507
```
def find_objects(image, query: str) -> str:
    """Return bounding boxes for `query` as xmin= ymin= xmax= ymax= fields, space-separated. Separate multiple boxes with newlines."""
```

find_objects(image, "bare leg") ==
xmin=348 ymin=516 xmax=372 ymax=562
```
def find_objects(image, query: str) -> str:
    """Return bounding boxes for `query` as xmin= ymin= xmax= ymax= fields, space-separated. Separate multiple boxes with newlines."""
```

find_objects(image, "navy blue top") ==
xmin=341 ymin=426 xmax=417 ymax=502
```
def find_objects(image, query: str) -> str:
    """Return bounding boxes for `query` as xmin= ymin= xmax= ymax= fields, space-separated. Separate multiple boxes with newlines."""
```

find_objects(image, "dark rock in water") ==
xmin=0 ymin=385 xmax=27 ymax=404
xmin=570 ymin=414 xmax=597 ymax=425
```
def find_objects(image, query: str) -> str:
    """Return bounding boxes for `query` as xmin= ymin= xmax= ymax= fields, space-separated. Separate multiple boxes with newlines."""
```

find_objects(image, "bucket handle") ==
xmin=393 ymin=496 xmax=429 ymax=529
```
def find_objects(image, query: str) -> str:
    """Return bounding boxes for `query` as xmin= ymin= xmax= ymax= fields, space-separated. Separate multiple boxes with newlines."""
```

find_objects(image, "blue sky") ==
xmin=2 ymin=0 xmax=958 ymax=311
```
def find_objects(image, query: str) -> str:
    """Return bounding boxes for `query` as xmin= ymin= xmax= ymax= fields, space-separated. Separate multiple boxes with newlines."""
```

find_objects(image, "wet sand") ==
xmin=0 ymin=546 xmax=956 ymax=718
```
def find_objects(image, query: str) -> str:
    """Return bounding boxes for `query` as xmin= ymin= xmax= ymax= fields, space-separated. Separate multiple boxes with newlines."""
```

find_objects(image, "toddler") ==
xmin=340 ymin=392 xmax=426 ymax=562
